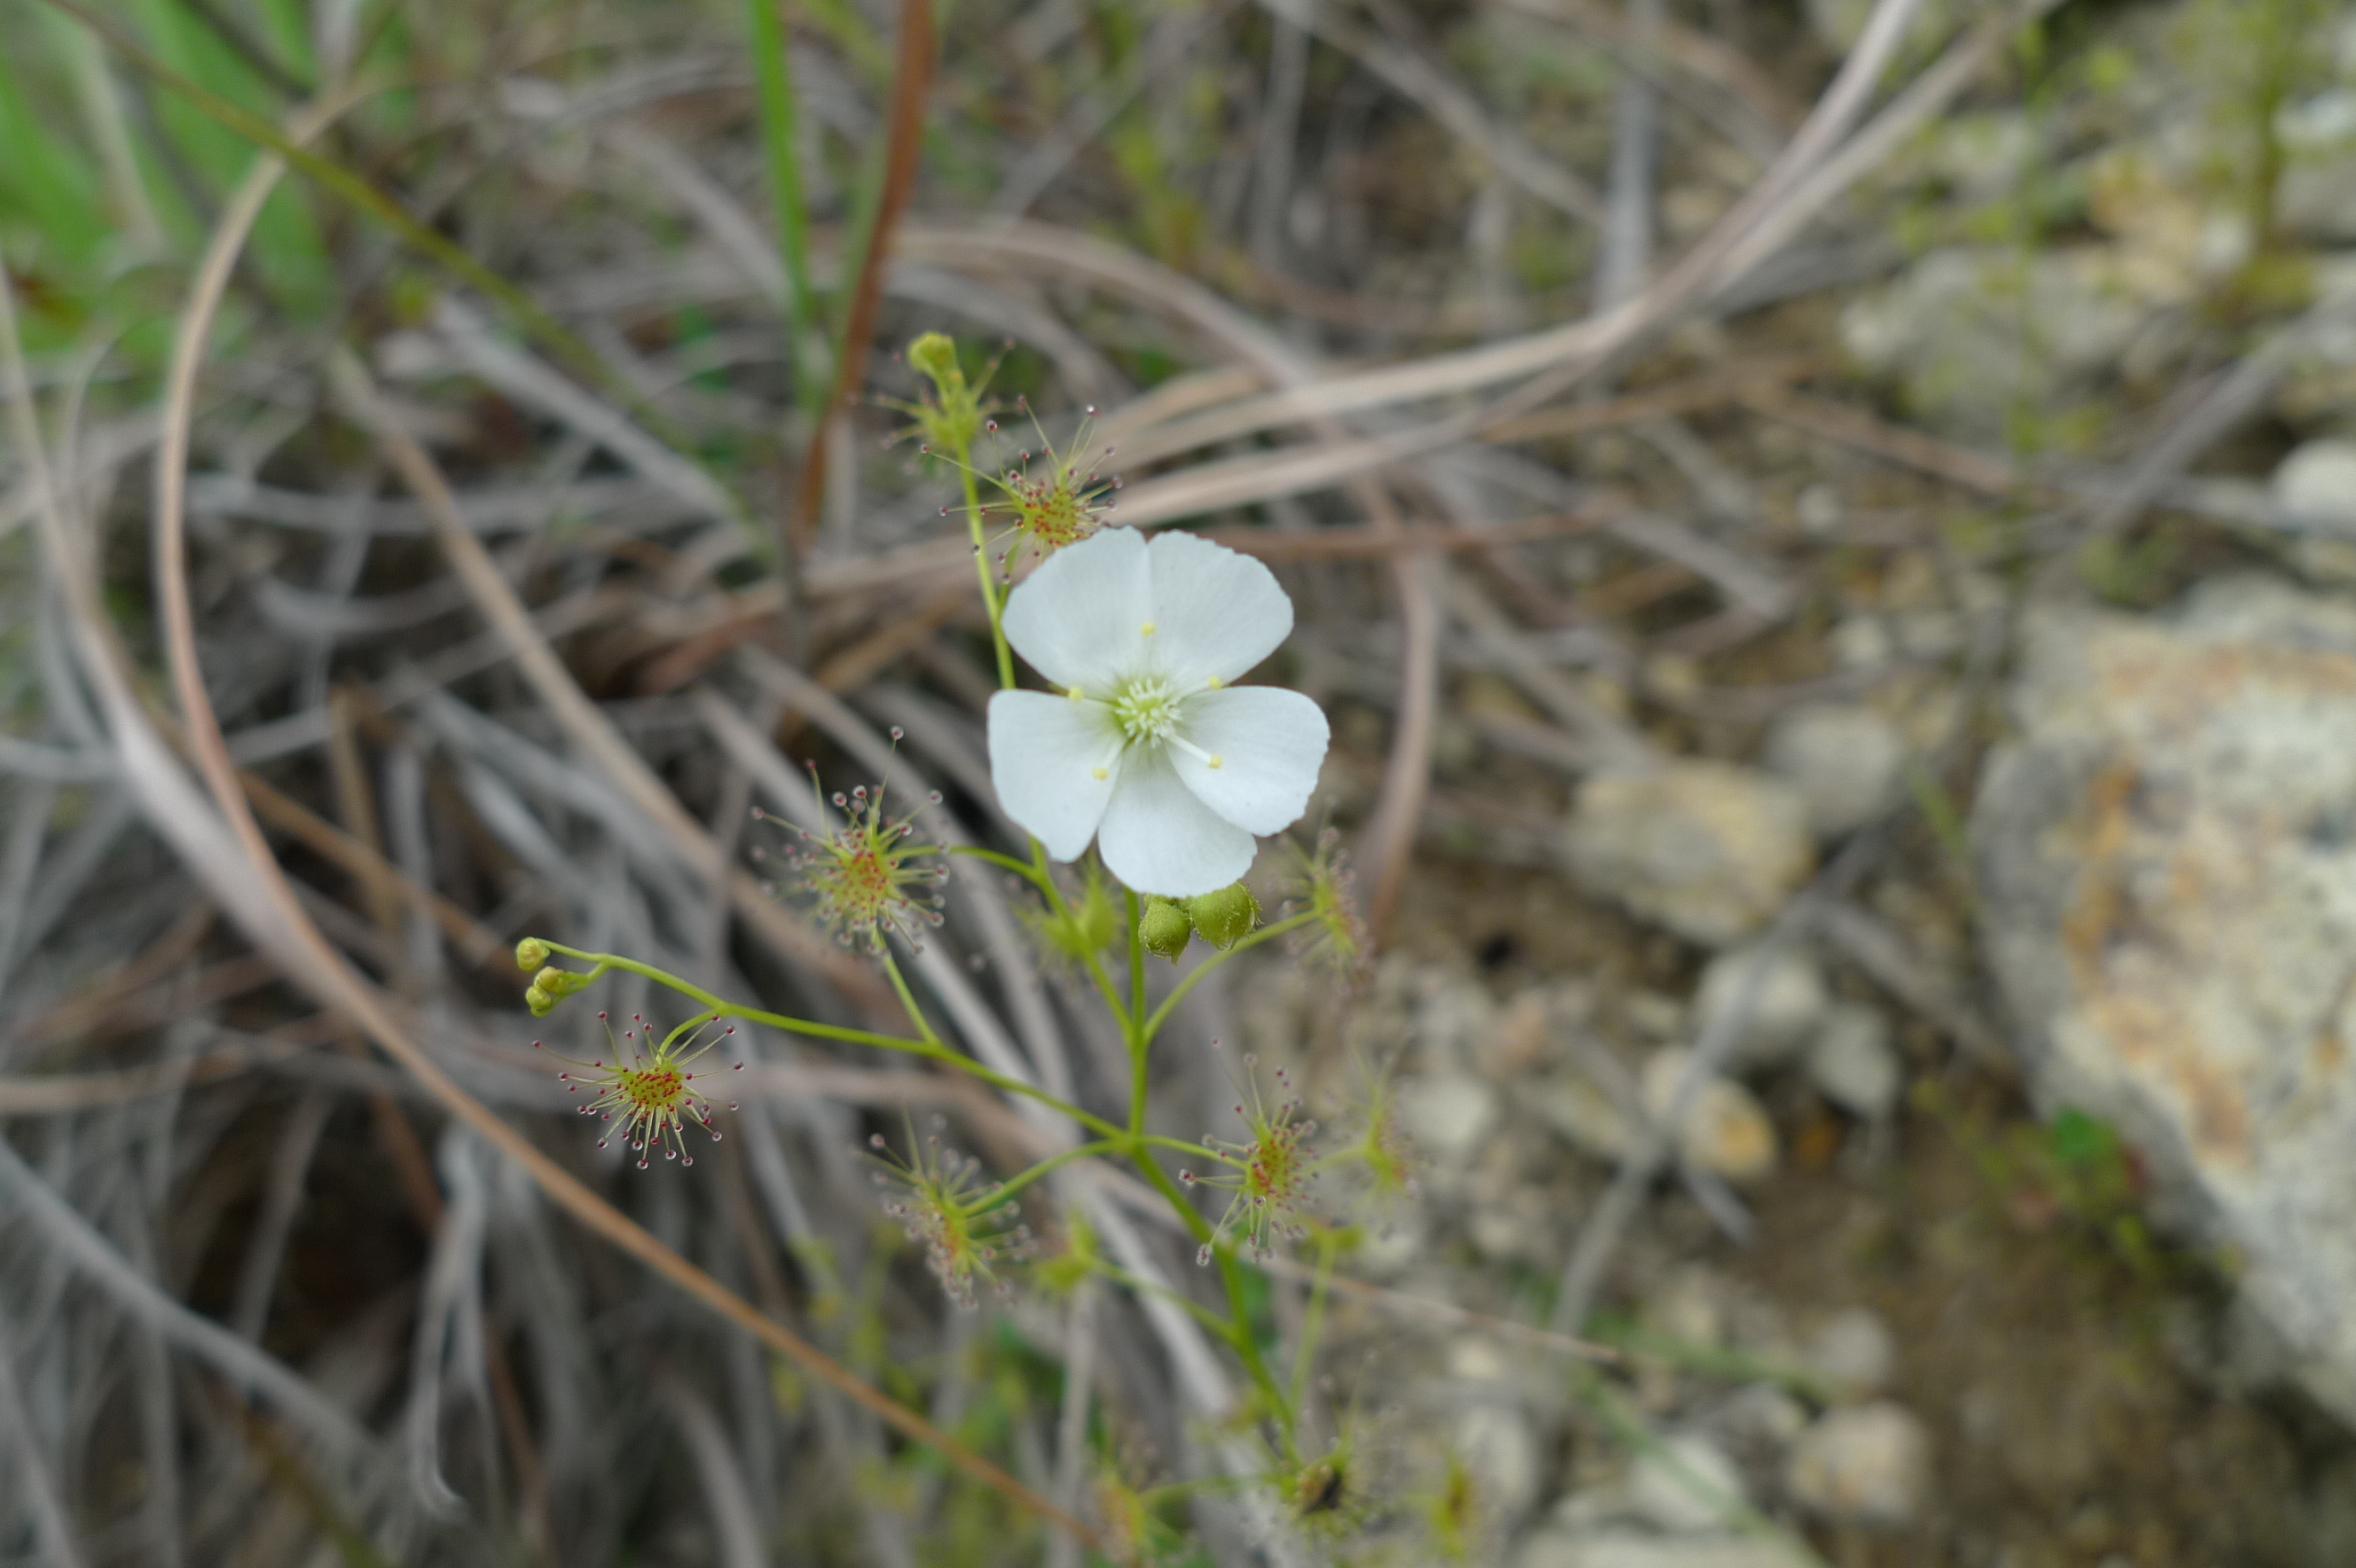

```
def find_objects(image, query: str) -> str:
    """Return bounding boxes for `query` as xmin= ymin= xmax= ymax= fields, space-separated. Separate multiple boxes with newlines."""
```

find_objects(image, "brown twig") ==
xmin=787 ymin=0 xmax=937 ymax=560
xmin=1738 ymin=385 xmax=2049 ymax=502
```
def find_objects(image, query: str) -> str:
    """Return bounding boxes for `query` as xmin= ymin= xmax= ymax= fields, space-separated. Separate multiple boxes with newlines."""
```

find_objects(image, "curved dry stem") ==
xmin=325 ymin=351 xmax=895 ymax=1015
xmin=132 ymin=104 xmax=1103 ymax=1556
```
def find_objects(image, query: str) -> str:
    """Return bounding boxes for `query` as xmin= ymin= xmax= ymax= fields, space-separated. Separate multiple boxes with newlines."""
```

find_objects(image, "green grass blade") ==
xmin=39 ymin=0 xmax=756 ymax=538
xmin=743 ymin=0 xmax=823 ymax=415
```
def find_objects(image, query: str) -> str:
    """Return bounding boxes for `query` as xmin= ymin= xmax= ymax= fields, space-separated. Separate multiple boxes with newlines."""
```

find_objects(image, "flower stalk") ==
xmin=517 ymin=332 xmax=1402 ymax=1537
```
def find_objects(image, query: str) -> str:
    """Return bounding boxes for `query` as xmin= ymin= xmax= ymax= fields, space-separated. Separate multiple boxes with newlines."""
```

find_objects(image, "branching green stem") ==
xmin=536 ymin=943 xmax=1125 ymax=1141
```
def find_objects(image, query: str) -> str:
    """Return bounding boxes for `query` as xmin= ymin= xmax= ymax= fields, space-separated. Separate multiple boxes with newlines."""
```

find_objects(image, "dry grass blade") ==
xmin=0 ymin=1301 xmax=87 ymax=1568
xmin=0 ymin=1133 xmax=377 ymax=1462
xmin=112 ymin=108 xmax=1104 ymax=1556
xmin=330 ymin=357 xmax=894 ymax=1011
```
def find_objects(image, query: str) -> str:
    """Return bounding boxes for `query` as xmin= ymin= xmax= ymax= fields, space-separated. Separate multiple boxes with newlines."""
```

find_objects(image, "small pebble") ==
xmin=1763 ymin=703 xmax=1905 ymax=841
xmin=2274 ymin=439 xmax=2356 ymax=524
xmin=1785 ymin=1401 xmax=1931 ymax=1526
xmin=1806 ymin=1002 xmax=1903 ymax=1120
xmin=1805 ymin=1306 xmax=1898 ymax=1394
xmin=1515 ymin=1531 xmax=1794 ymax=1568
xmin=1629 ymin=1432 xmax=1750 ymax=1533
xmin=1539 ymin=1075 xmax=1636 ymax=1163
xmin=1397 ymin=1073 xmax=1501 ymax=1165
xmin=1564 ymin=764 xmax=1815 ymax=948
xmin=1643 ymin=1048 xmax=1779 ymax=1184
xmin=1457 ymin=1403 xmax=1543 ymax=1521
xmin=1692 ymin=943 xmax=1829 ymax=1070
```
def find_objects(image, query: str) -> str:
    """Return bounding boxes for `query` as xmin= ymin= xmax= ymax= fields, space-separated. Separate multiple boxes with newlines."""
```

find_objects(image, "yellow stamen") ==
xmin=1092 ymin=766 xmax=1108 ymax=780
xmin=1140 ymin=620 xmax=1157 ymax=636
xmin=1206 ymin=676 xmax=1224 ymax=688
xmin=1209 ymin=755 xmax=1223 ymax=769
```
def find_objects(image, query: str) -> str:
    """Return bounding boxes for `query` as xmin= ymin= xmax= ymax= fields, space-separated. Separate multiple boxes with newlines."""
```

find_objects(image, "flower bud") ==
xmin=514 ymin=937 xmax=550 ymax=971
xmin=1139 ymin=896 xmax=1193 ymax=962
xmin=1185 ymin=882 xmax=1260 ymax=950
xmin=906 ymin=332 xmax=962 ymax=391
xmin=528 ymin=965 xmax=591 ymax=1016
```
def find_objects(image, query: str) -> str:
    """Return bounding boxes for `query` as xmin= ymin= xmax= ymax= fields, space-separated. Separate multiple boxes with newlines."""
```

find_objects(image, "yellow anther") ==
xmin=1206 ymin=676 xmax=1224 ymax=688
xmin=1066 ymin=685 xmax=1085 ymax=702
xmin=1208 ymin=755 xmax=1224 ymax=769
xmin=1140 ymin=620 xmax=1157 ymax=636
xmin=1092 ymin=766 xmax=1108 ymax=780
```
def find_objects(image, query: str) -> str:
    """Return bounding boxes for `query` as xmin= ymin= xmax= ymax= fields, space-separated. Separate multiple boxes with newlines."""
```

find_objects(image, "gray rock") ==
xmin=2274 ymin=440 xmax=2356 ymax=528
xmin=1566 ymin=764 xmax=1815 ymax=948
xmin=1515 ymin=1531 xmax=1794 ymax=1568
xmin=1457 ymin=1402 xmax=1543 ymax=1522
xmin=1539 ymin=1074 xmax=1637 ymax=1163
xmin=1628 ymin=1433 xmax=1750 ymax=1533
xmin=1709 ymin=1384 xmax=1810 ymax=1452
xmin=1693 ymin=943 xmax=1830 ymax=1070
xmin=1805 ymin=1002 xmax=1903 ymax=1121
xmin=1804 ymin=1306 xmax=1898 ymax=1394
xmin=1785 ymin=1402 xmax=1930 ymax=1526
xmin=1413 ymin=975 xmax=1501 ymax=1069
xmin=1841 ymin=247 xmax=2151 ymax=441
xmin=1398 ymin=1073 xmax=1502 ymax=1167
xmin=1642 ymin=1048 xmax=1779 ymax=1184
xmin=1972 ymin=577 xmax=2356 ymax=1424
xmin=1763 ymin=704 xmax=1906 ymax=840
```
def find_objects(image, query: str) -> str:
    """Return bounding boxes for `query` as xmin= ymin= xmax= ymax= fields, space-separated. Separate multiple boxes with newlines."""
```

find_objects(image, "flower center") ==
xmin=1109 ymin=676 xmax=1183 ymax=745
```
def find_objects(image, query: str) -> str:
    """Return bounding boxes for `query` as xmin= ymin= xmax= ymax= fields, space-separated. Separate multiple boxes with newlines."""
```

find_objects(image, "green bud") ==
xmin=1139 ymin=896 xmax=1193 ymax=962
xmin=1185 ymin=882 xmax=1260 ymax=950
xmin=527 ymin=964 xmax=593 ymax=1016
xmin=514 ymin=937 xmax=550 ymax=971
xmin=906 ymin=333 xmax=962 ymax=393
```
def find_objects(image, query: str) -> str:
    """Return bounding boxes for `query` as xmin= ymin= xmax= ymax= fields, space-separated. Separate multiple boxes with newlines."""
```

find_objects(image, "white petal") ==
xmin=986 ymin=691 xmax=1125 ymax=861
xmin=1142 ymin=530 xmax=1294 ymax=686
xmin=1096 ymin=748 xmax=1256 ymax=897
xmin=1170 ymin=686 xmax=1329 ymax=835
xmin=1001 ymin=527 xmax=1153 ymax=693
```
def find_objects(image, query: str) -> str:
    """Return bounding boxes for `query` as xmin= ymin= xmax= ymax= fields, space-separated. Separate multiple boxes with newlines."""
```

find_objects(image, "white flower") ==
xmin=987 ymin=528 xmax=1330 ymax=897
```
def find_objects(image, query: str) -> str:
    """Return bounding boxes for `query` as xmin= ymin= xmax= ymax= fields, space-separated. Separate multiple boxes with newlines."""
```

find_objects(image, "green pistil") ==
xmin=1110 ymin=677 xmax=1181 ymax=744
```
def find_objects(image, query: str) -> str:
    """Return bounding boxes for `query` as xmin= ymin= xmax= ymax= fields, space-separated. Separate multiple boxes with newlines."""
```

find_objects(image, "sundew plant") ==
xmin=519 ymin=334 xmax=1400 ymax=1555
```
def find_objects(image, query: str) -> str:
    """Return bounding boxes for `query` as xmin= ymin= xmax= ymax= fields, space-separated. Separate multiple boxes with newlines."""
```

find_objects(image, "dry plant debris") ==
xmin=4 ymin=0 xmax=2356 ymax=1562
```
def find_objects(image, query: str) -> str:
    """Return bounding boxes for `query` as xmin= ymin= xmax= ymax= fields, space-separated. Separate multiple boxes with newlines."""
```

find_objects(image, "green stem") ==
xmin=1127 ymin=890 xmax=1146 ymax=1039
xmin=742 ymin=0 xmax=822 ymax=412
xmin=1092 ymin=1259 xmax=1250 ymax=1344
xmin=879 ymin=950 xmax=942 ymax=1047
xmin=1137 ymin=911 xmax=1320 ymax=1047
xmin=535 ymin=944 xmax=1123 ymax=1140
xmin=1126 ymin=1146 xmax=1293 ymax=1440
xmin=1289 ymin=1228 xmax=1340 ymax=1418
xmin=947 ymin=844 xmax=1046 ymax=886
xmin=974 ymin=1139 xmax=1122 ymax=1209
xmin=955 ymin=459 xmax=1016 ymax=689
